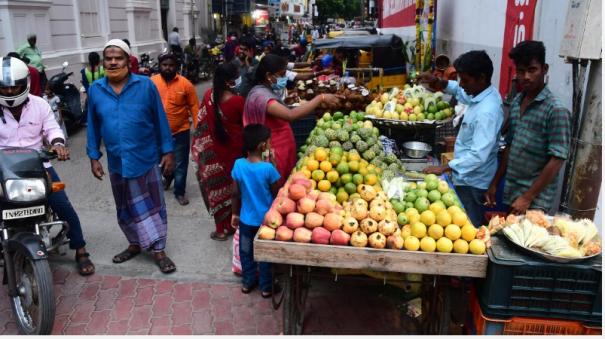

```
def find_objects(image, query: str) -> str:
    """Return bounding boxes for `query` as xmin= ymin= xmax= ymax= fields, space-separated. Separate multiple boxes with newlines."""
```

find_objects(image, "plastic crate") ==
xmin=477 ymin=236 xmax=602 ymax=325
xmin=467 ymin=287 xmax=602 ymax=335
xmin=290 ymin=115 xmax=317 ymax=150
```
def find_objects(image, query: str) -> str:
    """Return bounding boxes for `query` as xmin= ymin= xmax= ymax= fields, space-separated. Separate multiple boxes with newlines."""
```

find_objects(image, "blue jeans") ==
xmin=455 ymin=185 xmax=487 ymax=228
xmin=239 ymin=222 xmax=272 ymax=292
xmin=166 ymin=130 xmax=190 ymax=197
xmin=47 ymin=167 xmax=86 ymax=250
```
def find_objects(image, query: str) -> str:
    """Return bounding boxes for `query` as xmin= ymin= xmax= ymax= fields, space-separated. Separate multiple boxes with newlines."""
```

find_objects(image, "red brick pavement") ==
xmin=0 ymin=266 xmax=411 ymax=335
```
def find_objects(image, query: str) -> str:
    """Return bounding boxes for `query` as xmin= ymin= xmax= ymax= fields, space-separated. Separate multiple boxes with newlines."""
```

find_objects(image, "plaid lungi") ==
xmin=109 ymin=166 xmax=168 ymax=251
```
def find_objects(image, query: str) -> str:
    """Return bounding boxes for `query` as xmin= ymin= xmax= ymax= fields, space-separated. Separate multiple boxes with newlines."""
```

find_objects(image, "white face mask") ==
xmin=229 ymin=76 xmax=242 ymax=89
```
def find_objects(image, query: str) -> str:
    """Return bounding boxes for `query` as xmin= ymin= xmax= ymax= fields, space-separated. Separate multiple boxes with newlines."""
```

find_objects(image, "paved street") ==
xmin=0 ymin=81 xmax=410 ymax=335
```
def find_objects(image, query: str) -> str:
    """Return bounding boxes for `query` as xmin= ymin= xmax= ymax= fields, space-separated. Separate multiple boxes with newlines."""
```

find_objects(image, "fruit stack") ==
xmin=365 ymin=85 xmax=453 ymax=122
xmin=258 ymin=112 xmax=489 ymax=255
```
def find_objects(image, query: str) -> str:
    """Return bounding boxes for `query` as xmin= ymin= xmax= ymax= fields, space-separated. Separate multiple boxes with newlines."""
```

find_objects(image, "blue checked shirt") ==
xmin=86 ymin=74 xmax=174 ymax=178
xmin=446 ymin=81 xmax=504 ymax=190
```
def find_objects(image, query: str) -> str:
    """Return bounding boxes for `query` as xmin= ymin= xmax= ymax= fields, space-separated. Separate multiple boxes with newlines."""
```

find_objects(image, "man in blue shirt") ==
xmin=421 ymin=50 xmax=504 ymax=227
xmin=87 ymin=39 xmax=177 ymax=274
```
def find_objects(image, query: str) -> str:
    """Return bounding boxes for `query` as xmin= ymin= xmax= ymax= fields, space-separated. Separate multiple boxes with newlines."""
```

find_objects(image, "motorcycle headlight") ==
xmin=5 ymin=179 xmax=46 ymax=202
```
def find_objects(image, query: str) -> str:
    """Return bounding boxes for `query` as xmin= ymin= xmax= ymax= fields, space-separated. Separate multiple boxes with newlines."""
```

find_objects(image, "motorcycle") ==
xmin=0 ymin=148 xmax=69 ymax=334
xmin=47 ymin=62 xmax=83 ymax=130
xmin=139 ymin=53 xmax=159 ymax=77
xmin=182 ymin=52 xmax=200 ymax=84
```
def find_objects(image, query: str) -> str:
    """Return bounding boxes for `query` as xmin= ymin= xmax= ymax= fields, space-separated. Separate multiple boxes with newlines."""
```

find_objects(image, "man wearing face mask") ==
xmin=87 ymin=39 xmax=177 ymax=274
xmin=151 ymin=52 xmax=199 ymax=205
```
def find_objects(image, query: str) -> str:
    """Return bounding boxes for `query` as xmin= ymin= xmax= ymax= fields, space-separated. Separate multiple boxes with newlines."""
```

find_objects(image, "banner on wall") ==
xmin=498 ymin=0 xmax=538 ymax=97
xmin=379 ymin=0 xmax=416 ymax=28
xmin=280 ymin=0 xmax=305 ymax=17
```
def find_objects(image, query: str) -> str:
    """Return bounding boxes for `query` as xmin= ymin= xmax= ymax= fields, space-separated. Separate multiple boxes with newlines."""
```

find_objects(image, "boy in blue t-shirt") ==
xmin=231 ymin=124 xmax=280 ymax=297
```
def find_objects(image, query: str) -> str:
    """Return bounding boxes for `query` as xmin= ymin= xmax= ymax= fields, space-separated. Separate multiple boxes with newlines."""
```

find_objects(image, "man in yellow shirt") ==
xmin=151 ymin=52 xmax=199 ymax=205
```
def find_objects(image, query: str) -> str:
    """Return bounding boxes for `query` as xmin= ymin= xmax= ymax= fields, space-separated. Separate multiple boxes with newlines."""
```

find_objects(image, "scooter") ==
xmin=0 ymin=148 xmax=69 ymax=334
xmin=47 ymin=62 xmax=83 ymax=130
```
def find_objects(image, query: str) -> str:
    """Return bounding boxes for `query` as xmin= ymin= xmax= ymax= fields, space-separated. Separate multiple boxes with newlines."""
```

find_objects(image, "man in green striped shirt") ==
xmin=485 ymin=40 xmax=571 ymax=215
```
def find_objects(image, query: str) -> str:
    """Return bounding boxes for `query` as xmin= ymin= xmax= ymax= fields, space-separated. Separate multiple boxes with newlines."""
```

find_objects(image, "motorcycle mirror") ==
xmin=62 ymin=61 xmax=69 ymax=68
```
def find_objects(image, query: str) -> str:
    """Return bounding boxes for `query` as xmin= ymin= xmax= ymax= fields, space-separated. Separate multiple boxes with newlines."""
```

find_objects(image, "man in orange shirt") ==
xmin=151 ymin=52 xmax=199 ymax=205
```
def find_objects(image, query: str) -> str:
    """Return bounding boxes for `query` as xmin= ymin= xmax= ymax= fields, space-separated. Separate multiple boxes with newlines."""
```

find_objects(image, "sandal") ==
xmin=155 ymin=255 xmax=176 ymax=274
xmin=112 ymin=248 xmax=141 ymax=263
xmin=75 ymin=252 xmax=95 ymax=276
xmin=241 ymin=282 xmax=257 ymax=294
xmin=210 ymin=231 xmax=229 ymax=241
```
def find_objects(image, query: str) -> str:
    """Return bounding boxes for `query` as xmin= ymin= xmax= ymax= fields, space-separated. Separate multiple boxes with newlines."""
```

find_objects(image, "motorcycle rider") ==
xmin=0 ymin=56 xmax=95 ymax=276
xmin=184 ymin=38 xmax=201 ymax=81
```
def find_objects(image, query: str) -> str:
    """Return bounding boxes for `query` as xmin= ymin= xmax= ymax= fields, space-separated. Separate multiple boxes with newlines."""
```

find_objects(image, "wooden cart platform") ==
xmin=254 ymin=236 xmax=488 ymax=335
xmin=255 ymin=237 xmax=488 ymax=278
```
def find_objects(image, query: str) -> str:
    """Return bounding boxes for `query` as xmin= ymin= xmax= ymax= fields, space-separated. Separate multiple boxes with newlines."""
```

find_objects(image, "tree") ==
xmin=316 ymin=0 xmax=362 ymax=23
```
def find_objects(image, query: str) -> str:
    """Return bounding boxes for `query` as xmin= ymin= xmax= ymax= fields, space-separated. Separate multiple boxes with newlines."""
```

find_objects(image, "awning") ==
xmin=313 ymin=34 xmax=403 ymax=49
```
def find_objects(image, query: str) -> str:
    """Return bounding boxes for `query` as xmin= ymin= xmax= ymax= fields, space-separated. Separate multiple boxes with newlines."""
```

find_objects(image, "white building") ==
xmin=0 ymin=0 xmax=212 ymax=79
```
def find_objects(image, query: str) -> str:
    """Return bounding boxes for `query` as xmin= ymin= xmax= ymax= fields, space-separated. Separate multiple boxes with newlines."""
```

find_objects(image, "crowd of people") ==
xmin=0 ymin=27 xmax=569 ymax=297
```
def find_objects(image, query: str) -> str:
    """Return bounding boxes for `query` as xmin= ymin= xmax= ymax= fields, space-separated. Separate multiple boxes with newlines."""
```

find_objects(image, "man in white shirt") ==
xmin=168 ymin=27 xmax=181 ymax=54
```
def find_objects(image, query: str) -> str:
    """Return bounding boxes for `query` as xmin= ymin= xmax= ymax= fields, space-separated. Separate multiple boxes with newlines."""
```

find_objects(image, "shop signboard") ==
xmin=255 ymin=9 xmax=270 ymax=27
xmin=378 ymin=0 xmax=415 ymax=29
xmin=498 ymin=0 xmax=537 ymax=97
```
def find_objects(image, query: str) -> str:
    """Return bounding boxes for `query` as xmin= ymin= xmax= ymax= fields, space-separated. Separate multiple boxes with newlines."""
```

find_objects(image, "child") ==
xmin=231 ymin=124 xmax=280 ymax=297
xmin=43 ymin=87 xmax=68 ymax=144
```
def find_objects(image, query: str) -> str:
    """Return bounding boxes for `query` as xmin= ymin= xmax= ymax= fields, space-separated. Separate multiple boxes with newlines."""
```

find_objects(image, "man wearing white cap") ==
xmin=86 ymin=39 xmax=177 ymax=273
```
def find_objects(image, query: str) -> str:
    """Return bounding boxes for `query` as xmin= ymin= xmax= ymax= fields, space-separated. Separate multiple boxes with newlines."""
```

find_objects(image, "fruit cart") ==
xmin=254 ymin=238 xmax=488 ymax=334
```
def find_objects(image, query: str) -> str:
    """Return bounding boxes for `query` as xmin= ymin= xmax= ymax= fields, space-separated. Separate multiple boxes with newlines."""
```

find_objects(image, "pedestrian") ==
xmin=6 ymin=52 xmax=41 ymax=96
xmin=122 ymin=39 xmax=139 ymax=74
xmin=421 ymin=50 xmax=504 ymax=227
xmin=43 ymin=87 xmax=68 ymax=142
xmin=151 ymin=52 xmax=199 ymax=206
xmin=485 ymin=40 xmax=571 ymax=215
xmin=223 ymin=32 xmax=238 ymax=62
xmin=81 ymin=52 xmax=105 ymax=93
xmin=17 ymin=33 xmax=47 ymax=91
xmin=231 ymin=124 xmax=280 ymax=297
xmin=0 ymin=56 xmax=95 ymax=275
xmin=243 ymin=54 xmax=342 ymax=184
xmin=191 ymin=62 xmax=244 ymax=241
xmin=86 ymin=39 xmax=177 ymax=274
xmin=168 ymin=27 xmax=182 ymax=55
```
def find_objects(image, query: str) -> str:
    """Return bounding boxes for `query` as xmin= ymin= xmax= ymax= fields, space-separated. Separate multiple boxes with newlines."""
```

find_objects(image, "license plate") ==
xmin=2 ymin=205 xmax=45 ymax=220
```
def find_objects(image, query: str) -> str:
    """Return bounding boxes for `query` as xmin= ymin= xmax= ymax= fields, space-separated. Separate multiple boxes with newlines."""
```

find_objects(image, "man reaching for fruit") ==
xmin=485 ymin=41 xmax=570 ymax=215
xmin=419 ymin=51 xmax=504 ymax=228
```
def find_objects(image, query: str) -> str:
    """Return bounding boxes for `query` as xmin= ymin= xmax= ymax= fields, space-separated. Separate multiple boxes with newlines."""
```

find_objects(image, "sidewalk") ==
xmin=0 ymin=266 xmax=411 ymax=335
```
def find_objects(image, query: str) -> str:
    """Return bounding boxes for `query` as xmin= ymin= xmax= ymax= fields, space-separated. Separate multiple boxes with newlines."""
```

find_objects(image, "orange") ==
xmin=306 ymin=159 xmax=319 ymax=171
xmin=317 ymin=180 xmax=331 ymax=192
xmin=319 ymin=161 xmax=332 ymax=172
xmin=364 ymin=173 xmax=378 ymax=186
xmin=315 ymin=148 xmax=328 ymax=162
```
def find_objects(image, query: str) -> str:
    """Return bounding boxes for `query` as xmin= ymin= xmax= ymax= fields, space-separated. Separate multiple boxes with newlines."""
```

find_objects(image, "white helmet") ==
xmin=0 ymin=57 xmax=31 ymax=108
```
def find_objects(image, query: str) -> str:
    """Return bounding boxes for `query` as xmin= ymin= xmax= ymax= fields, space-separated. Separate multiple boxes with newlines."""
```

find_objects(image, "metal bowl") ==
xmin=402 ymin=141 xmax=432 ymax=159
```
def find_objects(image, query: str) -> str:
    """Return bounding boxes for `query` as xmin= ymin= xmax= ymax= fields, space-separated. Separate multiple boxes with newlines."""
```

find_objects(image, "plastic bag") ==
xmin=232 ymin=229 xmax=242 ymax=274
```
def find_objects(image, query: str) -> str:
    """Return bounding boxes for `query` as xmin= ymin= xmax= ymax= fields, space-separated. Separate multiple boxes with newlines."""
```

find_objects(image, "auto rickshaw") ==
xmin=311 ymin=34 xmax=407 ymax=92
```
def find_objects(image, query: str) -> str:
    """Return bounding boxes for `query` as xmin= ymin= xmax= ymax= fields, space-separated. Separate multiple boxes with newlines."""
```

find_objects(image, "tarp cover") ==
xmin=313 ymin=34 xmax=403 ymax=49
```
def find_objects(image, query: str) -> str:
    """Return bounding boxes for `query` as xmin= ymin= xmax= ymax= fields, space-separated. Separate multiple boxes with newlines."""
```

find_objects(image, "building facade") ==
xmin=0 ymin=0 xmax=211 ymax=80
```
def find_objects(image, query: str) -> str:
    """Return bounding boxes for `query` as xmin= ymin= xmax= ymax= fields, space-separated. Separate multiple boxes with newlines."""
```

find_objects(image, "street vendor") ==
xmin=243 ymin=54 xmax=342 ymax=184
xmin=420 ymin=50 xmax=504 ymax=228
xmin=485 ymin=41 xmax=571 ymax=215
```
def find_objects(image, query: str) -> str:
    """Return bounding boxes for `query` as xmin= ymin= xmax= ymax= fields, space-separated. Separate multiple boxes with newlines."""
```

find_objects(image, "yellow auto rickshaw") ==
xmin=312 ymin=34 xmax=407 ymax=92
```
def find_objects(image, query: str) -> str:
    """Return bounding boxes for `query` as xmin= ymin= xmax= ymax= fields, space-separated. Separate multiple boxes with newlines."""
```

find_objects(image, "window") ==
xmin=80 ymin=0 xmax=101 ymax=37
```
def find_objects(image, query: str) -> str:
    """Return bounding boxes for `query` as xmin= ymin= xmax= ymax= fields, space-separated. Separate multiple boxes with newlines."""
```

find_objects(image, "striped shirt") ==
xmin=503 ymin=86 xmax=571 ymax=210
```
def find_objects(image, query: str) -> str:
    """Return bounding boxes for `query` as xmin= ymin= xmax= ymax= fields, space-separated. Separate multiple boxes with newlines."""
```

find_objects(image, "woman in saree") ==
xmin=243 ymin=54 xmax=342 ymax=183
xmin=191 ymin=62 xmax=245 ymax=241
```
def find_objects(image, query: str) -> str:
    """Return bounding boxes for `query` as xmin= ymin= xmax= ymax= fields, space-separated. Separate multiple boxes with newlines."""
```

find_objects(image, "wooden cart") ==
xmin=255 ymin=236 xmax=488 ymax=334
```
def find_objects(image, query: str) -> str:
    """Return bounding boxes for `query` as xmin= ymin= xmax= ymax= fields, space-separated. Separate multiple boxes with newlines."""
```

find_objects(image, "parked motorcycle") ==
xmin=139 ymin=53 xmax=159 ymax=77
xmin=47 ymin=62 xmax=83 ymax=130
xmin=0 ymin=148 xmax=69 ymax=334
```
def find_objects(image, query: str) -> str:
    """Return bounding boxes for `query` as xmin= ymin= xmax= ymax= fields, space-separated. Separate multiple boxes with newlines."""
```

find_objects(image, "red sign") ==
xmin=498 ymin=0 xmax=537 ymax=97
xmin=378 ymin=0 xmax=416 ymax=28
